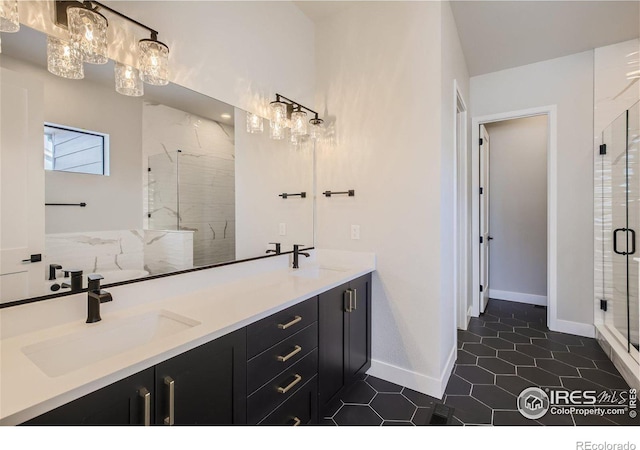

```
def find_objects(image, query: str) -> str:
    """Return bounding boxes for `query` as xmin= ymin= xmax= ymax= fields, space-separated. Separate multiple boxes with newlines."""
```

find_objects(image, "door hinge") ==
xmin=479 ymin=138 xmax=484 ymax=146
xmin=480 ymin=187 xmax=484 ymax=195
xmin=599 ymin=144 xmax=607 ymax=155
xmin=479 ymin=285 xmax=484 ymax=292
xmin=600 ymin=299 xmax=608 ymax=311
xmin=480 ymin=236 xmax=483 ymax=244
xmin=148 ymin=167 xmax=151 ymax=172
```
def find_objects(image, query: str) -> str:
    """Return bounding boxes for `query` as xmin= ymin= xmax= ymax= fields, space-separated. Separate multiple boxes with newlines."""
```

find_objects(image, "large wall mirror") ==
xmin=0 ymin=25 xmax=315 ymax=306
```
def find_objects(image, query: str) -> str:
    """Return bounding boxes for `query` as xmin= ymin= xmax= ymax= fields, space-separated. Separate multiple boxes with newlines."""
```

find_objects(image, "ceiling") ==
xmin=294 ymin=1 xmax=640 ymax=77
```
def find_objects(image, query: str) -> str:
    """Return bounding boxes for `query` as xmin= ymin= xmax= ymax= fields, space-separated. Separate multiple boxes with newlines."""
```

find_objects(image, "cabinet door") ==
xmin=23 ymin=368 xmax=154 ymax=425
xmin=155 ymin=328 xmax=247 ymax=425
xmin=347 ymin=274 xmax=371 ymax=382
xmin=318 ymin=281 xmax=349 ymax=408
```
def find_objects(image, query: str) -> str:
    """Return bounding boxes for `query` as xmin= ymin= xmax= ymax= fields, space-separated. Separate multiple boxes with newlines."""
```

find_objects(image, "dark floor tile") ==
xmin=482 ymin=337 xmax=515 ymax=350
xmin=500 ymin=317 xmax=529 ymax=327
xmin=594 ymin=358 xmax=623 ymax=376
xmin=484 ymin=322 xmax=514 ymax=332
xmin=411 ymin=407 xmax=434 ymax=425
xmin=537 ymin=412 xmax=574 ymax=426
xmin=572 ymin=413 xmax=616 ymax=426
xmin=513 ymin=327 xmax=547 ymax=338
xmin=580 ymin=337 xmax=605 ymax=349
xmin=531 ymin=338 xmax=568 ymax=352
xmin=561 ymin=376 xmax=611 ymax=392
xmin=566 ymin=345 xmax=610 ymax=361
xmin=499 ymin=332 xmax=531 ymax=344
xmin=366 ymin=376 xmax=403 ymax=393
xmin=497 ymin=350 xmax=535 ymax=366
xmin=471 ymin=385 xmax=517 ymax=409
xmin=323 ymin=398 xmax=343 ymax=418
xmin=515 ymin=344 xmax=553 ymax=359
xmin=496 ymin=375 xmax=537 ymax=396
xmin=552 ymin=351 xmax=596 ymax=368
xmin=444 ymin=395 xmax=492 ymax=425
xmin=382 ymin=421 xmax=413 ymax=426
xmin=606 ymin=411 xmax=640 ymax=426
xmin=528 ymin=321 xmax=549 ymax=331
xmin=320 ymin=418 xmax=337 ymax=426
xmin=370 ymin=393 xmax=416 ymax=421
xmin=445 ymin=374 xmax=472 ymax=395
xmin=340 ymin=380 xmax=376 ymax=404
xmin=545 ymin=331 xmax=584 ymax=346
xmin=458 ymin=330 xmax=482 ymax=343
xmin=517 ymin=367 xmax=562 ymax=386
xmin=463 ymin=343 xmax=497 ymax=357
xmin=455 ymin=365 xmax=495 ymax=385
xmin=493 ymin=410 xmax=540 ymax=426
xmin=450 ymin=416 xmax=464 ymax=426
xmin=535 ymin=359 xmax=580 ymax=377
xmin=333 ymin=405 xmax=382 ymax=426
xmin=402 ymin=388 xmax=438 ymax=408
xmin=479 ymin=313 xmax=500 ymax=323
xmin=579 ymin=368 xmax=630 ymax=390
xmin=456 ymin=349 xmax=478 ymax=365
xmin=467 ymin=324 xmax=499 ymax=337
xmin=477 ymin=357 xmax=516 ymax=375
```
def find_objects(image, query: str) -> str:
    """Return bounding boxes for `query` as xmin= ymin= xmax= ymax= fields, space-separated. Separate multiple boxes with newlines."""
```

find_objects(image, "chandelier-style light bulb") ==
xmin=67 ymin=5 xmax=108 ymax=64
xmin=115 ymin=62 xmax=144 ymax=97
xmin=309 ymin=117 xmax=324 ymax=140
xmin=0 ymin=0 xmax=19 ymax=33
xmin=246 ymin=112 xmax=264 ymax=134
xmin=290 ymin=109 xmax=308 ymax=137
xmin=47 ymin=35 xmax=84 ymax=79
xmin=138 ymin=38 xmax=170 ymax=86
xmin=269 ymin=100 xmax=287 ymax=140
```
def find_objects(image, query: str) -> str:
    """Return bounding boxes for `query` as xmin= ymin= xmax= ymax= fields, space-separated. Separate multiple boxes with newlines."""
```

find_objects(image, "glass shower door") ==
xmin=627 ymin=102 xmax=640 ymax=355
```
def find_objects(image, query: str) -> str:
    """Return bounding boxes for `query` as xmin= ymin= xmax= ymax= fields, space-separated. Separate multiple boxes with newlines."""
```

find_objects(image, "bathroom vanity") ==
xmin=0 ymin=250 xmax=374 ymax=426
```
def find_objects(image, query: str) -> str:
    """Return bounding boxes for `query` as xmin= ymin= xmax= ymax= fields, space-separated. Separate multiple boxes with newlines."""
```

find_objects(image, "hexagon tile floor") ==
xmin=322 ymin=299 xmax=638 ymax=426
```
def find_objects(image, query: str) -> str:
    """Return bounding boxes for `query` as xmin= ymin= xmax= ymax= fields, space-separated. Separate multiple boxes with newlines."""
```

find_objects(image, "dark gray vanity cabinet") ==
xmin=318 ymin=273 xmax=372 ymax=416
xmin=23 ymin=368 xmax=155 ymax=426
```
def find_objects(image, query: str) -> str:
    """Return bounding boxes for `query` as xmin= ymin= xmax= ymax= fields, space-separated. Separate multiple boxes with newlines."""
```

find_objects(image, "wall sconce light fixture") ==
xmin=264 ymin=94 xmax=324 ymax=141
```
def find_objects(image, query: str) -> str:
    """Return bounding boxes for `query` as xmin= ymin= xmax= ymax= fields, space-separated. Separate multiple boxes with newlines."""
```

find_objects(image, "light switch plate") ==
xmin=279 ymin=223 xmax=286 ymax=236
xmin=351 ymin=225 xmax=360 ymax=240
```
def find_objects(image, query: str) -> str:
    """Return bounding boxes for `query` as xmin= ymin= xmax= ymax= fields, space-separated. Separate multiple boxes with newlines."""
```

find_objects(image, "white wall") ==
xmin=471 ymin=51 xmax=594 ymax=328
xmin=486 ymin=116 xmax=548 ymax=303
xmin=315 ymin=1 xmax=467 ymax=397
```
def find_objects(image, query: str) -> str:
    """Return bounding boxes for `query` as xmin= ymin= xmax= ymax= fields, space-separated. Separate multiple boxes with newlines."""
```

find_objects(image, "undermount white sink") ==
xmin=22 ymin=310 xmax=200 ymax=377
xmin=291 ymin=266 xmax=348 ymax=279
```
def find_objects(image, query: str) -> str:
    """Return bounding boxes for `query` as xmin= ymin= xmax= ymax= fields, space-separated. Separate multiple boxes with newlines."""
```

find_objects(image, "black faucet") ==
xmin=266 ymin=242 xmax=281 ymax=255
xmin=49 ymin=264 xmax=62 ymax=280
xmin=292 ymin=245 xmax=310 ymax=269
xmin=61 ymin=269 xmax=83 ymax=292
xmin=86 ymin=274 xmax=112 ymax=323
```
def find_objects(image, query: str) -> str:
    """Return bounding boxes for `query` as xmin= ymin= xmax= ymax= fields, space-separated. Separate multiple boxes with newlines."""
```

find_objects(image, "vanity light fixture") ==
xmin=267 ymin=94 xmax=323 ymax=141
xmin=51 ymin=1 xmax=171 ymax=93
xmin=246 ymin=112 xmax=264 ymax=134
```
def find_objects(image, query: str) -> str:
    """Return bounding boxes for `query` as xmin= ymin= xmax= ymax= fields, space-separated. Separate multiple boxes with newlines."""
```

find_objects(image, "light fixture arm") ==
xmin=275 ymin=93 xmax=319 ymax=119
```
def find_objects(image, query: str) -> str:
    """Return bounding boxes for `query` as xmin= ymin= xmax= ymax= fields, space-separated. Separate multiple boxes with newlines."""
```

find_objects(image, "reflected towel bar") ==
xmin=45 ymin=203 xmax=87 ymax=207
xmin=323 ymin=190 xmax=355 ymax=197
xmin=279 ymin=192 xmax=306 ymax=199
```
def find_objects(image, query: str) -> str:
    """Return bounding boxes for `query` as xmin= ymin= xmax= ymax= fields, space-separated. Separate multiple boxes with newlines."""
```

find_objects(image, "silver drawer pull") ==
xmin=352 ymin=288 xmax=357 ymax=311
xmin=278 ymin=315 xmax=302 ymax=330
xmin=164 ymin=376 xmax=175 ymax=425
xmin=277 ymin=374 xmax=302 ymax=394
xmin=344 ymin=289 xmax=353 ymax=312
xmin=277 ymin=345 xmax=302 ymax=362
xmin=139 ymin=387 xmax=150 ymax=426
xmin=292 ymin=416 xmax=301 ymax=426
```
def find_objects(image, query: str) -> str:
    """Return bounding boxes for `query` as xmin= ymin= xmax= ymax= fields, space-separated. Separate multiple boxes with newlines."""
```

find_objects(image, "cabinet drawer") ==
xmin=247 ymin=348 xmax=318 ymax=424
xmin=247 ymin=297 xmax=318 ymax=359
xmin=248 ymin=322 xmax=318 ymax=395
xmin=259 ymin=375 xmax=318 ymax=425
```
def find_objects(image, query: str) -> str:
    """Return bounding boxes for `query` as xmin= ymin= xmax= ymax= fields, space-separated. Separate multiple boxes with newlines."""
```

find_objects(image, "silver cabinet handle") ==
xmin=352 ymin=288 xmax=357 ymax=311
xmin=164 ymin=376 xmax=175 ymax=425
xmin=277 ymin=345 xmax=302 ymax=362
xmin=344 ymin=289 xmax=353 ymax=312
xmin=292 ymin=416 xmax=301 ymax=426
xmin=278 ymin=315 xmax=302 ymax=330
xmin=277 ymin=374 xmax=302 ymax=394
xmin=139 ymin=387 xmax=150 ymax=426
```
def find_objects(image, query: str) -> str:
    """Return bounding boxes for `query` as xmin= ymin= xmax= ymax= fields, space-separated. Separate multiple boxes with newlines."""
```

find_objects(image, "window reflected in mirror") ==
xmin=44 ymin=124 xmax=109 ymax=175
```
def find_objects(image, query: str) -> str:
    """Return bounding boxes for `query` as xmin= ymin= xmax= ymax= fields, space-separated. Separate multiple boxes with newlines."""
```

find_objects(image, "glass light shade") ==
xmin=246 ymin=112 xmax=263 ymax=134
xmin=270 ymin=101 xmax=287 ymax=125
xmin=138 ymin=39 xmax=170 ymax=86
xmin=0 ymin=0 xmax=19 ymax=33
xmin=291 ymin=110 xmax=308 ymax=136
xmin=67 ymin=6 xmax=108 ymax=64
xmin=270 ymin=121 xmax=286 ymax=140
xmin=309 ymin=118 xmax=324 ymax=140
xmin=47 ymin=36 xmax=84 ymax=79
xmin=115 ymin=62 xmax=144 ymax=97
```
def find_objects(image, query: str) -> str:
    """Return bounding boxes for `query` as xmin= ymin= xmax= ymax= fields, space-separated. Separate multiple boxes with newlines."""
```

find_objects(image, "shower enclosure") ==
xmin=597 ymin=100 xmax=640 ymax=360
xmin=147 ymin=150 xmax=236 ymax=267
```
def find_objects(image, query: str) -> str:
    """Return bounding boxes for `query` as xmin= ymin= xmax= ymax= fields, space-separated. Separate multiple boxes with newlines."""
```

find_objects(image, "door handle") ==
xmin=629 ymin=229 xmax=636 ymax=255
xmin=614 ymin=228 xmax=627 ymax=255
xmin=344 ymin=289 xmax=353 ymax=312
xmin=21 ymin=254 xmax=42 ymax=263
xmin=164 ymin=376 xmax=174 ymax=425
xmin=139 ymin=387 xmax=150 ymax=426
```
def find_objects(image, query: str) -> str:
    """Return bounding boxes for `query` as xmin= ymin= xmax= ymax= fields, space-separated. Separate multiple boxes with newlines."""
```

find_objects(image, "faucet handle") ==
xmin=87 ymin=274 xmax=104 ymax=292
xmin=88 ymin=274 xmax=104 ymax=281
xmin=268 ymin=242 xmax=281 ymax=254
xmin=49 ymin=264 xmax=62 ymax=280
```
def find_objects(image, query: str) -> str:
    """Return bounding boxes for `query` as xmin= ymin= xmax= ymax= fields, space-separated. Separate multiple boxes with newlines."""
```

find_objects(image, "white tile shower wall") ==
xmin=143 ymin=102 xmax=236 ymax=267
xmin=45 ymin=230 xmax=145 ymax=277
xmin=143 ymin=230 xmax=194 ymax=275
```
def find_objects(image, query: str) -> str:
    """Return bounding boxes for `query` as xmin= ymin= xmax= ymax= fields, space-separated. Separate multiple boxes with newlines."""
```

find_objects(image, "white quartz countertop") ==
xmin=0 ymin=249 xmax=375 ymax=425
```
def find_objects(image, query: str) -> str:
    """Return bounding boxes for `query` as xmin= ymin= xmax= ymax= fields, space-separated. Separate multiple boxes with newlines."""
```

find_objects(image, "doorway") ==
xmin=471 ymin=106 xmax=558 ymax=328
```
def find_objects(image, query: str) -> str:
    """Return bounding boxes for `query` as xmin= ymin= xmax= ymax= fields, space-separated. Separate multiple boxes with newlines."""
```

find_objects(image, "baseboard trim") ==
xmin=367 ymin=346 xmax=456 ymax=400
xmin=489 ymin=289 xmax=547 ymax=306
xmin=551 ymin=318 xmax=595 ymax=338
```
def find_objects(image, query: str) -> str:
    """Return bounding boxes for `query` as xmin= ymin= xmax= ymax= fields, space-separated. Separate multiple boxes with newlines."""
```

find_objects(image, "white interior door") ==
xmin=479 ymin=125 xmax=491 ymax=313
xmin=0 ymin=68 xmax=45 ymax=303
